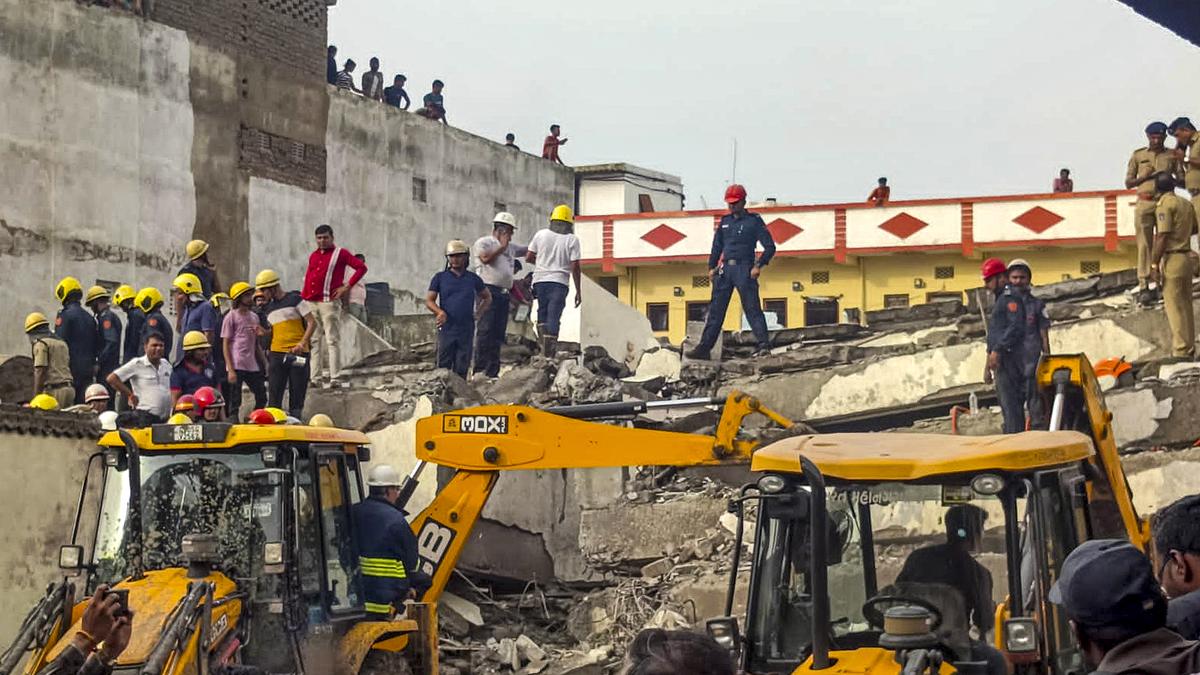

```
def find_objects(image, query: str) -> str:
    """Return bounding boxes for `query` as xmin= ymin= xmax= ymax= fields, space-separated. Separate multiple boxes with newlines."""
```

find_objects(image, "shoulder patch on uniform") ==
xmin=148 ymin=318 xmax=158 ymax=326
xmin=1007 ymin=301 xmax=1019 ymax=313
xmin=103 ymin=320 xmax=112 ymax=329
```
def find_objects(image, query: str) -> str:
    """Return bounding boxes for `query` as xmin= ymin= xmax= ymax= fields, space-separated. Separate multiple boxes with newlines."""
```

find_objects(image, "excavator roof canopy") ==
xmin=752 ymin=431 xmax=1095 ymax=481
xmin=98 ymin=423 xmax=370 ymax=452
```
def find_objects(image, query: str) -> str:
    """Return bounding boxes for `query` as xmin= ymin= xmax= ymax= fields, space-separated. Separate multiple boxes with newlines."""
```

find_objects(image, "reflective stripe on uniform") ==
xmin=364 ymin=601 xmax=393 ymax=615
xmin=360 ymin=556 xmax=407 ymax=579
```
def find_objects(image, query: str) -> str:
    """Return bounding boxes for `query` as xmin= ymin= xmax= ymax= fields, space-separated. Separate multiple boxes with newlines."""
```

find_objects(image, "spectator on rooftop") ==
xmin=1054 ymin=168 xmax=1074 ymax=193
xmin=384 ymin=75 xmax=410 ymax=110
xmin=867 ymin=177 xmax=890 ymax=206
xmin=417 ymin=80 xmax=448 ymax=125
xmin=504 ymin=133 xmax=520 ymax=151
xmin=362 ymin=57 xmax=384 ymax=101
xmin=542 ymin=124 xmax=568 ymax=165
xmin=327 ymin=46 xmax=338 ymax=85
xmin=336 ymin=59 xmax=362 ymax=94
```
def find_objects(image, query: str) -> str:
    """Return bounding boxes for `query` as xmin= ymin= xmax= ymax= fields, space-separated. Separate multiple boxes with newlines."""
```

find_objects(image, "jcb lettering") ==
xmin=442 ymin=414 xmax=508 ymax=434
xmin=416 ymin=519 xmax=456 ymax=577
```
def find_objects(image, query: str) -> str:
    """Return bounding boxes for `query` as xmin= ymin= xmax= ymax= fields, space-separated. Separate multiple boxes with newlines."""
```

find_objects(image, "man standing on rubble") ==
xmin=982 ymin=258 xmax=1026 ymax=433
xmin=473 ymin=212 xmax=526 ymax=377
xmin=85 ymin=286 xmax=122 ymax=406
xmin=1151 ymin=172 xmax=1198 ymax=360
xmin=428 ymin=240 xmax=491 ymax=377
xmin=1006 ymin=260 xmax=1050 ymax=429
xmin=1170 ymin=118 xmax=1200 ymax=221
xmin=1126 ymin=121 xmax=1178 ymax=302
xmin=526 ymin=205 xmax=582 ymax=357
xmin=686 ymin=184 xmax=776 ymax=360
xmin=54 ymin=276 xmax=98 ymax=404
xmin=24 ymin=312 xmax=75 ymax=410
xmin=175 ymin=239 xmax=221 ymax=330
xmin=302 ymin=224 xmax=368 ymax=387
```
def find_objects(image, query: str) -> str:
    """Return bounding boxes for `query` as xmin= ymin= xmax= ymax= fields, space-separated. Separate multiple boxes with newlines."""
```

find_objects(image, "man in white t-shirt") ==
xmin=525 ymin=204 xmax=582 ymax=357
xmin=473 ymin=212 xmax=528 ymax=377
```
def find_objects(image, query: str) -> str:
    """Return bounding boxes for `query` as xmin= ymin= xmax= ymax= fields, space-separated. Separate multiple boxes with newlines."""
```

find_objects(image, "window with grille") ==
xmin=646 ymin=303 xmax=670 ymax=332
xmin=686 ymin=302 xmax=709 ymax=322
xmin=934 ymin=266 xmax=955 ymax=279
xmin=691 ymin=275 xmax=710 ymax=288
xmin=764 ymin=299 xmax=788 ymax=327
xmin=412 ymin=177 xmax=427 ymax=203
xmin=884 ymin=294 xmax=910 ymax=309
xmin=1080 ymin=260 xmax=1100 ymax=275
xmin=811 ymin=270 xmax=830 ymax=284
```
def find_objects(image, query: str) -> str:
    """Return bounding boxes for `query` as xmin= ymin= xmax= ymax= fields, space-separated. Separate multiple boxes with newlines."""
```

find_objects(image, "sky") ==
xmin=330 ymin=0 xmax=1200 ymax=209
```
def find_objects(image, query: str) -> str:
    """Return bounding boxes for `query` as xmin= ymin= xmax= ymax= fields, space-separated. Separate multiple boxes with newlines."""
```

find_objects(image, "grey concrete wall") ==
xmin=0 ymin=430 xmax=101 ymax=639
xmin=247 ymin=93 xmax=575 ymax=312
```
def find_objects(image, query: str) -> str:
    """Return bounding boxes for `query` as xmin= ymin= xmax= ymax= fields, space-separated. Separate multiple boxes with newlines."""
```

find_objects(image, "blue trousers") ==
xmin=995 ymin=357 xmax=1027 ymax=433
xmin=437 ymin=324 xmax=474 ymax=378
xmin=698 ymin=262 xmax=770 ymax=351
xmin=474 ymin=288 xmax=510 ymax=377
xmin=534 ymin=282 xmax=568 ymax=336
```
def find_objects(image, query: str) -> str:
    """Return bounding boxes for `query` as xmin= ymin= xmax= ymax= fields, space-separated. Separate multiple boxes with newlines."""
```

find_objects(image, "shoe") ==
xmin=752 ymin=347 xmax=771 ymax=357
xmin=684 ymin=347 xmax=711 ymax=360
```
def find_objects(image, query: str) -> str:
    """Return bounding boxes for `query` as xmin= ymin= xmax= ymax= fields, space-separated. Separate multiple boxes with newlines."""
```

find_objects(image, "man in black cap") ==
xmin=1153 ymin=495 xmax=1200 ymax=640
xmin=1050 ymin=539 xmax=1200 ymax=674
xmin=1126 ymin=121 xmax=1179 ymax=301
xmin=1170 ymin=117 xmax=1200 ymax=222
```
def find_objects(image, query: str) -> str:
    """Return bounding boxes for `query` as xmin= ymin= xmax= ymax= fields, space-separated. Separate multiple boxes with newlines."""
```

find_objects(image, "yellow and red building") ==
xmin=575 ymin=189 xmax=1139 ymax=344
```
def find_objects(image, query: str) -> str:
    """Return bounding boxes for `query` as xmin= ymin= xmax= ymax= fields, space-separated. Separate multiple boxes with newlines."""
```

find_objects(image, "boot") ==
xmin=542 ymin=335 xmax=557 ymax=358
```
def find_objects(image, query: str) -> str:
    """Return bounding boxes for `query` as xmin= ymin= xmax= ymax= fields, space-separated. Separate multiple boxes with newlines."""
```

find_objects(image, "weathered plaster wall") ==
xmin=0 ymin=0 xmax=196 ymax=356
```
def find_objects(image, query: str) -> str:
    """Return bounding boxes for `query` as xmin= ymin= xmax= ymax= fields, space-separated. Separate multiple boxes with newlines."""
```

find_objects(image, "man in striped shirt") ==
xmin=335 ymin=59 xmax=361 ymax=94
xmin=256 ymin=268 xmax=316 ymax=419
xmin=302 ymin=224 xmax=367 ymax=386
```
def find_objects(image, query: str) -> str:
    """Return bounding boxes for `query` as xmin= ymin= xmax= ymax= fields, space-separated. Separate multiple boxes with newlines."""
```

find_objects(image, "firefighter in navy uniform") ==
xmin=85 ymin=285 xmax=122 ymax=405
xmin=352 ymin=464 xmax=431 ymax=619
xmin=113 ymin=284 xmax=143 ymax=360
xmin=54 ymin=276 xmax=98 ymax=404
xmin=135 ymin=287 xmax=174 ymax=357
xmin=685 ymin=184 xmax=777 ymax=360
xmin=981 ymin=258 xmax=1027 ymax=433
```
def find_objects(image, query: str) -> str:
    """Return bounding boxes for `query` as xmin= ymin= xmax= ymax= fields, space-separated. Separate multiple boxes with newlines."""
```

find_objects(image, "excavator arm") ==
xmin=406 ymin=390 xmax=793 ymax=604
xmin=1037 ymin=354 xmax=1149 ymax=550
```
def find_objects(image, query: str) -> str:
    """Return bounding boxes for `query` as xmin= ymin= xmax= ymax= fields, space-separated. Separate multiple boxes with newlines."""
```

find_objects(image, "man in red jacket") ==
xmin=302 ymin=224 xmax=367 ymax=386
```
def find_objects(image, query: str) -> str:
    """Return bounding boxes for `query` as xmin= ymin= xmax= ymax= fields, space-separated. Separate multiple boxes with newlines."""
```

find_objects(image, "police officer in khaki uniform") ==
xmin=24 ymin=312 xmax=75 ymax=409
xmin=1151 ymin=172 xmax=1198 ymax=359
xmin=1170 ymin=117 xmax=1200 ymax=221
xmin=1126 ymin=121 xmax=1177 ymax=297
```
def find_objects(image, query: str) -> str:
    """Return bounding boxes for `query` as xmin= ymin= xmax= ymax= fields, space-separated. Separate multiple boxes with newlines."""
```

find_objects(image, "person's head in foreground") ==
xmin=621 ymin=628 xmax=733 ymax=675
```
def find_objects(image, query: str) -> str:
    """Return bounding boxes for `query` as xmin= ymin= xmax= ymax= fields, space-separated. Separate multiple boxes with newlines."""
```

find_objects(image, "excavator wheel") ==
xmin=358 ymin=650 xmax=416 ymax=675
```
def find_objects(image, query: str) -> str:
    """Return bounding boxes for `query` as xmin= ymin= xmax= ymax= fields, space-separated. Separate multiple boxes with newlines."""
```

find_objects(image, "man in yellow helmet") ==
xmin=54 ymin=276 xmax=98 ymax=404
xmin=136 ymin=287 xmax=174 ymax=357
xmin=24 ymin=312 xmax=75 ymax=410
xmin=85 ymin=286 xmax=122 ymax=406
xmin=256 ymin=268 xmax=316 ymax=419
xmin=174 ymin=239 xmax=221 ymax=325
xmin=113 ymin=284 xmax=144 ymax=363
xmin=525 ymin=205 xmax=582 ymax=357
xmin=172 ymin=273 xmax=223 ymax=384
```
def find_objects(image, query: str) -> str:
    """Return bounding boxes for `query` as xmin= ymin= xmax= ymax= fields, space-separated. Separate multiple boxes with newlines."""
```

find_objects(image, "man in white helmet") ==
xmin=65 ymin=383 xmax=111 ymax=414
xmin=426 ymin=240 xmax=491 ymax=378
xmin=472 ymin=212 xmax=527 ymax=378
xmin=352 ymin=464 xmax=429 ymax=619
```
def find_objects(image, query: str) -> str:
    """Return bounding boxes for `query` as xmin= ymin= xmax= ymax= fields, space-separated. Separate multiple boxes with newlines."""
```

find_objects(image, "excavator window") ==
xmin=307 ymin=449 xmax=364 ymax=615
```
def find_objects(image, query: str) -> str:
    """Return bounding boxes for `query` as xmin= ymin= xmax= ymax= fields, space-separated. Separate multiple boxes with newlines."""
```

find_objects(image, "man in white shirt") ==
xmin=525 ymin=204 xmax=582 ymax=357
xmin=107 ymin=332 xmax=173 ymax=423
xmin=473 ymin=212 xmax=528 ymax=377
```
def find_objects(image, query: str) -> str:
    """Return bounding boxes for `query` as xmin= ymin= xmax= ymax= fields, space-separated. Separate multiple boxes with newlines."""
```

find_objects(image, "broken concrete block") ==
xmin=1034 ymin=275 xmax=1099 ymax=303
xmin=640 ymin=557 xmax=674 ymax=578
xmin=485 ymin=364 xmax=552 ymax=404
xmin=566 ymin=589 xmax=618 ymax=642
xmin=515 ymin=634 xmax=547 ymax=663
xmin=866 ymin=299 xmax=963 ymax=329
xmin=580 ymin=493 xmax=729 ymax=563
xmin=667 ymin=568 xmax=750 ymax=621
xmin=644 ymin=608 xmax=690 ymax=630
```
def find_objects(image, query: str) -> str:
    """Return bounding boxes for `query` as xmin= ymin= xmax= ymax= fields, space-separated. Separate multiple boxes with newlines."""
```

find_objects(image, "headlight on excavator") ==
xmin=58 ymin=545 xmax=83 ymax=570
xmin=1004 ymin=618 xmax=1038 ymax=653
xmin=264 ymin=542 xmax=284 ymax=565
xmin=971 ymin=473 xmax=1005 ymax=496
xmin=705 ymin=616 xmax=740 ymax=652
xmin=757 ymin=474 xmax=787 ymax=494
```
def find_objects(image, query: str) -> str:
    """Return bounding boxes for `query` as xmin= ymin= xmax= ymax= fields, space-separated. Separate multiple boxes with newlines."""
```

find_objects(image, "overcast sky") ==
xmin=330 ymin=0 xmax=1200 ymax=209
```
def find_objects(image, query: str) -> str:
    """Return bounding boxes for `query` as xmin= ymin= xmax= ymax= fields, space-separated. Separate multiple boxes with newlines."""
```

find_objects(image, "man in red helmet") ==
xmin=685 ymin=184 xmax=777 ymax=360
xmin=981 ymin=258 xmax=1027 ymax=433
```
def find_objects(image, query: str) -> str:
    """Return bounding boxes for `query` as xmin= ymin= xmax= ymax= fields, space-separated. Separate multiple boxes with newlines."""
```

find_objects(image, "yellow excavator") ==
xmin=2 ymin=390 xmax=795 ymax=675
xmin=3 ymin=354 xmax=1146 ymax=675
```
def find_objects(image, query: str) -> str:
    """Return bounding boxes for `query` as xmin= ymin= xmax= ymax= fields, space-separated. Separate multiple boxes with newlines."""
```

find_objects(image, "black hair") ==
xmin=433 ymin=79 xmax=444 ymax=88
xmin=878 ymin=177 xmax=887 ymax=184
xmin=1061 ymin=168 xmax=1070 ymax=175
xmin=63 ymin=289 xmax=82 ymax=303
xmin=143 ymin=330 xmax=166 ymax=346
xmin=355 ymin=253 xmax=365 ymax=262
xmin=328 ymin=45 xmax=337 ymax=54
xmin=368 ymin=485 xmax=391 ymax=498
xmin=395 ymin=74 xmax=406 ymax=82
xmin=344 ymin=59 xmax=356 ymax=69
xmin=1074 ymin=599 xmax=1166 ymax=649
xmin=315 ymin=224 xmax=334 ymax=236
xmin=370 ymin=56 xmax=379 ymax=67
xmin=624 ymin=629 xmax=734 ymax=675
xmin=1155 ymin=172 xmax=1177 ymax=194
xmin=550 ymin=124 xmax=560 ymax=132
xmin=506 ymin=133 xmax=515 ymax=141
xmin=946 ymin=504 xmax=987 ymax=543
xmin=1154 ymin=495 xmax=1200 ymax=556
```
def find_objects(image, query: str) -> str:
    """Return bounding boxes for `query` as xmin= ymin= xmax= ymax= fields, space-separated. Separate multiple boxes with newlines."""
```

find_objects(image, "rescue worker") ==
xmin=686 ymin=185 xmax=777 ymax=360
xmin=174 ymin=394 xmax=199 ymax=422
xmin=136 ymin=287 xmax=173 ymax=356
xmin=170 ymin=331 xmax=216 ymax=403
xmin=473 ymin=212 xmax=527 ymax=378
xmin=1170 ymin=117 xmax=1200 ymax=221
xmin=352 ymin=464 xmax=428 ymax=619
xmin=113 ymin=284 xmax=143 ymax=362
xmin=64 ymin=383 xmax=111 ymax=414
xmin=982 ymin=258 xmax=1027 ymax=434
xmin=24 ymin=312 xmax=75 ymax=410
xmin=1151 ymin=172 xmax=1198 ymax=359
xmin=194 ymin=385 xmax=225 ymax=422
xmin=1126 ymin=121 xmax=1178 ymax=300
xmin=85 ymin=285 xmax=122 ymax=406
xmin=257 ymin=269 xmax=316 ymax=419
xmin=526 ymin=205 xmax=582 ymax=357
xmin=174 ymin=239 xmax=221 ymax=328
xmin=1006 ymin=260 xmax=1050 ymax=429
xmin=308 ymin=413 xmax=335 ymax=427
xmin=426 ymin=240 xmax=491 ymax=378
xmin=173 ymin=273 xmax=221 ymax=368
xmin=54 ymin=276 xmax=98 ymax=404
xmin=1152 ymin=494 xmax=1200 ymax=640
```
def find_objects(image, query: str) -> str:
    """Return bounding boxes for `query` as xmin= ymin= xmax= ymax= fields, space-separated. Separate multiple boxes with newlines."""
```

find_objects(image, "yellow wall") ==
xmin=587 ymin=247 xmax=1135 ymax=344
